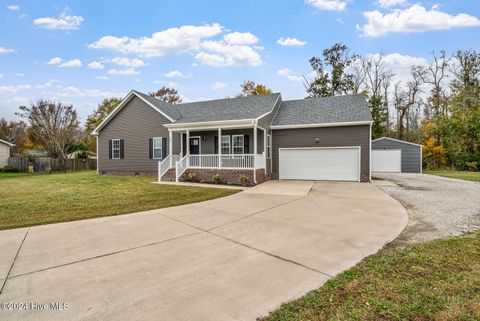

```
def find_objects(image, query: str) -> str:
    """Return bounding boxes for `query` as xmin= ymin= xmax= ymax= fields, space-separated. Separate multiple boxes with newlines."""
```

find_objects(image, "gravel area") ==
xmin=373 ymin=173 xmax=480 ymax=246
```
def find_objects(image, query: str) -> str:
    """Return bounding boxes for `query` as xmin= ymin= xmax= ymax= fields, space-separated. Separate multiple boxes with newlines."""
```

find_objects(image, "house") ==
xmin=0 ymin=139 xmax=14 ymax=168
xmin=92 ymin=90 xmax=373 ymax=184
xmin=372 ymin=137 xmax=423 ymax=173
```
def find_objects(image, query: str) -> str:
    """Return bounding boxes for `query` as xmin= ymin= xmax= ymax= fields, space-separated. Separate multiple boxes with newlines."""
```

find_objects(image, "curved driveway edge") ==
xmin=0 ymin=180 xmax=408 ymax=321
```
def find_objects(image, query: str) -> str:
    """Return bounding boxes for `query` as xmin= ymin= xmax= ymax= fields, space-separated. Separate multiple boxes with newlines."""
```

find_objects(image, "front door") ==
xmin=189 ymin=137 xmax=200 ymax=155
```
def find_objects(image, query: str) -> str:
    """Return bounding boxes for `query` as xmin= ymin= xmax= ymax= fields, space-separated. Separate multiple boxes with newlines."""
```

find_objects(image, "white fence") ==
xmin=189 ymin=154 xmax=261 ymax=169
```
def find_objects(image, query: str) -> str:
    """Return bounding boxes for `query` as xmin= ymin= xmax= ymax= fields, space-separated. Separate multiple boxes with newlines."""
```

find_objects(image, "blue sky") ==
xmin=1 ymin=0 xmax=479 ymax=122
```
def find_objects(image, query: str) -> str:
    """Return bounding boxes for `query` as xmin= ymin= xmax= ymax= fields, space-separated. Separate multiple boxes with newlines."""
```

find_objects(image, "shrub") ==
xmin=2 ymin=165 xmax=19 ymax=173
xmin=212 ymin=173 xmax=221 ymax=184
xmin=187 ymin=171 xmax=198 ymax=182
xmin=239 ymin=174 xmax=249 ymax=186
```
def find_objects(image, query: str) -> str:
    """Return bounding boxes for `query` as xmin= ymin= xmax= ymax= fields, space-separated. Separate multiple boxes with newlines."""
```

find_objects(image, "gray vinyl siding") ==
xmin=372 ymin=138 xmax=422 ymax=173
xmin=257 ymin=96 xmax=282 ymax=130
xmin=271 ymin=125 xmax=371 ymax=176
xmin=98 ymin=96 xmax=180 ymax=173
xmin=182 ymin=129 xmax=264 ymax=156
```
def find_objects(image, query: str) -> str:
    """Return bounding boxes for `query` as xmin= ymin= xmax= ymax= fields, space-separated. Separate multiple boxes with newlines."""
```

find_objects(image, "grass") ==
xmin=260 ymin=232 xmax=480 ymax=321
xmin=0 ymin=170 xmax=239 ymax=230
xmin=425 ymin=169 xmax=480 ymax=182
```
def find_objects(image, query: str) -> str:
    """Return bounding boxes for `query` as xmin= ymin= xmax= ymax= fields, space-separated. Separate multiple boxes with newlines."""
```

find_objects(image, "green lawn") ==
xmin=425 ymin=169 xmax=480 ymax=182
xmin=261 ymin=232 xmax=480 ymax=321
xmin=0 ymin=171 xmax=238 ymax=230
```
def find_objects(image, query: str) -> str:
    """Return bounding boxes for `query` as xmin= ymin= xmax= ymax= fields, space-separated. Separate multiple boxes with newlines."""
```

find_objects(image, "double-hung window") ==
xmin=112 ymin=139 xmax=121 ymax=159
xmin=232 ymin=135 xmax=244 ymax=155
xmin=153 ymin=137 xmax=162 ymax=159
xmin=266 ymin=134 xmax=272 ymax=159
xmin=221 ymin=135 xmax=230 ymax=154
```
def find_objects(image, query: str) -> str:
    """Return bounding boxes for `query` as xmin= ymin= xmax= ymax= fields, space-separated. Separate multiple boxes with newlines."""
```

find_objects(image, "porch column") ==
xmin=218 ymin=128 xmax=222 ymax=168
xmin=186 ymin=129 xmax=190 ymax=167
xmin=253 ymin=123 xmax=257 ymax=183
xmin=180 ymin=133 xmax=183 ymax=157
xmin=169 ymin=130 xmax=173 ymax=167
xmin=263 ymin=128 xmax=267 ymax=175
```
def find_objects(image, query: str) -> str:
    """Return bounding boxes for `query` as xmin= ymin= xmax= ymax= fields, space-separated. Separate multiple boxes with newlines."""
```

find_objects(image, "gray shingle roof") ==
xmin=174 ymin=93 xmax=281 ymax=123
xmin=133 ymin=90 xmax=182 ymax=121
xmin=272 ymin=95 xmax=372 ymax=126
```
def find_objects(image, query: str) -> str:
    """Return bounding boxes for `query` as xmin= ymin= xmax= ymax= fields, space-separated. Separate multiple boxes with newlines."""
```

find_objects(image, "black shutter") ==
xmin=244 ymin=135 xmax=250 ymax=154
xmin=214 ymin=136 xmax=218 ymax=154
xmin=149 ymin=138 xmax=153 ymax=159
xmin=108 ymin=140 xmax=112 ymax=159
xmin=162 ymin=137 xmax=167 ymax=159
xmin=120 ymin=139 xmax=124 ymax=159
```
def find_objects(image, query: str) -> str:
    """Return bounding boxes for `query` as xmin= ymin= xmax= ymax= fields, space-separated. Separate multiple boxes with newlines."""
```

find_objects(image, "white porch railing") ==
xmin=188 ymin=154 xmax=264 ymax=169
xmin=158 ymin=154 xmax=180 ymax=182
xmin=175 ymin=155 xmax=188 ymax=182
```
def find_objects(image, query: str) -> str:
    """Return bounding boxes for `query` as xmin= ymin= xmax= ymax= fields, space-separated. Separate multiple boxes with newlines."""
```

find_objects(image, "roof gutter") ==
xmin=270 ymin=120 xmax=373 ymax=130
xmin=164 ymin=118 xmax=256 ymax=130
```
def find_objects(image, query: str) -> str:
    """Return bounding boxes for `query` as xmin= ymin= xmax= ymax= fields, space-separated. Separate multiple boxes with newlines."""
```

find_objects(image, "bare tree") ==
xmin=412 ymin=50 xmax=449 ymax=118
xmin=0 ymin=118 xmax=28 ymax=154
xmin=358 ymin=54 xmax=395 ymax=138
xmin=394 ymin=72 xmax=421 ymax=140
xmin=17 ymin=100 xmax=80 ymax=159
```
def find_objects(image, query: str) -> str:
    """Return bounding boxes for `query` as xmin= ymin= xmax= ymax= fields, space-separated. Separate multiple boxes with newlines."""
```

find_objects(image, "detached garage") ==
xmin=371 ymin=137 xmax=422 ymax=173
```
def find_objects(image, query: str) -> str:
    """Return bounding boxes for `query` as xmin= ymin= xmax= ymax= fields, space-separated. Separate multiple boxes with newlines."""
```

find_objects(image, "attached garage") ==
xmin=372 ymin=137 xmax=422 ymax=173
xmin=279 ymin=147 xmax=360 ymax=181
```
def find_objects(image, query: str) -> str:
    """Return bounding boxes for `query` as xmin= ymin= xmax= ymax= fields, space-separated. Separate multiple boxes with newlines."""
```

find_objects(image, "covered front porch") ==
xmin=158 ymin=121 xmax=270 ymax=185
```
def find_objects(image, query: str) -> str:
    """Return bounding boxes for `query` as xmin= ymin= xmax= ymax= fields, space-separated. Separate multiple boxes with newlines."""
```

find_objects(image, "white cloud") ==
xmin=89 ymin=23 xmax=224 ymax=57
xmin=87 ymin=61 xmax=104 ymax=69
xmin=59 ymin=59 xmax=82 ymax=68
xmin=53 ymin=86 xmax=123 ymax=98
xmin=35 ymin=80 xmax=55 ymax=89
xmin=377 ymin=0 xmax=405 ymax=8
xmin=6 ymin=4 xmax=20 ymax=11
xmin=15 ymin=73 xmax=24 ymax=77
xmin=0 ymin=74 xmax=3 ymax=78
xmin=0 ymin=84 xmax=31 ymax=94
xmin=358 ymin=4 xmax=480 ymax=37
xmin=0 ymin=47 xmax=15 ymax=54
xmin=277 ymin=68 xmax=304 ymax=82
xmin=277 ymin=37 xmax=307 ymax=47
xmin=33 ymin=12 xmax=84 ymax=30
xmin=306 ymin=0 xmax=347 ymax=11
xmin=96 ymin=76 xmax=110 ymax=80
xmin=47 ymin=57 xmax=62 ymax=65
xmin=107 ymin=68 xmax=139 ymax=76
xmin=164 ymin=70 xmax=192 ymax=78
xmin=223 ymin=32 xmax=259 ymax=45
xmin=110 ymin=57 xmax=145 ymax=67
xmin=195 ymin=40 xmax=262 ymax=67
xmin=210 ymin=81 xmax=228 ymax=90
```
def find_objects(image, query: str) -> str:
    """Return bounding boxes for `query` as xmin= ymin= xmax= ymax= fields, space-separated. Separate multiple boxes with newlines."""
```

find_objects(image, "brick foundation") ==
xmin=179 ymin=168 xmax=268 ymax=186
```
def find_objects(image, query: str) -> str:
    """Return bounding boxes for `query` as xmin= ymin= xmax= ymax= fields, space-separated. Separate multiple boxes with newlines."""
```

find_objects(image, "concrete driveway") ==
xmin=0 ymin=181 xmax=407 ymax=321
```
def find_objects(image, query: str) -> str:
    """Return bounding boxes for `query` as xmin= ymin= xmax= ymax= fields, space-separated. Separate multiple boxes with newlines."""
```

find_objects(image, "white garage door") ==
xmin=279 ymin=147 xmax=360 ymax=181
xmin=372 ymin=150 xmax=401 ymax=172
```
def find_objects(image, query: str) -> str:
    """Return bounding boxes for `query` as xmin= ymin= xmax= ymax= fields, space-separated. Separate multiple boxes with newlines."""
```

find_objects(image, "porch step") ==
xmin=160 ymin=168 xmax=176 ymax=182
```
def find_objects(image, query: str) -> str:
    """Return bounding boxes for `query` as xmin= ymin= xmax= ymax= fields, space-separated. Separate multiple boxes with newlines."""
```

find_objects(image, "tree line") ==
xmin=1 ymin=43 xmax=478 ymax=170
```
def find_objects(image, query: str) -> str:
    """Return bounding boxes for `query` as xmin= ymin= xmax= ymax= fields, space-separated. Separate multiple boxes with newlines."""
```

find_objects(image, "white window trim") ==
xmin=266 ymin=134 xmax=272 ymax=159
xmin=220 ymin=135 xmax=230 ymax=155
xmin=112 ymin=139 xmax=121 ymax=160
xmin=152 ymin=137 xmax=163 ymax=160
xmin=232 ymin=134 xmax=244 ymax=155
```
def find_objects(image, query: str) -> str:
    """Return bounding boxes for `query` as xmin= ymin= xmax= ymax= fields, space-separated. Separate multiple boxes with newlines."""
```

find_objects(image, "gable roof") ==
xmin=132 ymin=90 xmax=182 ymax=121
xmin=272 ymin=95 xmax=372 ymax=128
xmin=372 ymin=137 xmax=423 ymax=147
xmin=0 ymin=139 xmax=15 ymax=147
xmin=173 ymin=93 xmax=281 ymax=124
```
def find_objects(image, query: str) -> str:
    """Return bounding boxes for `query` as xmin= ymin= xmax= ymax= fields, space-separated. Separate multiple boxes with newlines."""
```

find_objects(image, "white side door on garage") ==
xmin=371 ymin=149 xmax=401 ymax=172
xmin=279 ymin=147 xmax=360 ymax=182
